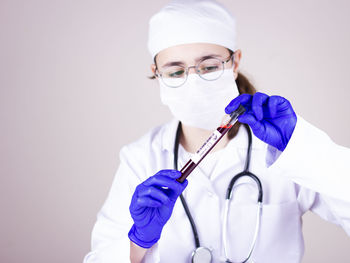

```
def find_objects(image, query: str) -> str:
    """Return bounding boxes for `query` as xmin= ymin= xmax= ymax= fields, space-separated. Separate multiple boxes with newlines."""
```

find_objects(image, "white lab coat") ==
xmin=83 ymin=116 xmax=350 ymax=263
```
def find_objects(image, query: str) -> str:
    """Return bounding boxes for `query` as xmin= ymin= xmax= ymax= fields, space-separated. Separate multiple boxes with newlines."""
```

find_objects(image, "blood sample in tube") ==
xmin=176 ymin=105 xmax=245 ymax=183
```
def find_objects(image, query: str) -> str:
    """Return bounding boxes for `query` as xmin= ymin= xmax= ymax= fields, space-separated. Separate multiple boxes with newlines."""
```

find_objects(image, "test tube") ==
xmin=176 ymin=105 xmax=246 ymax=183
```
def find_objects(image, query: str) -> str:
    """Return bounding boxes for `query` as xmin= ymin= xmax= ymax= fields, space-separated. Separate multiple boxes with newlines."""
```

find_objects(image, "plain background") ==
xmin=1 ymin=0 xmax=349 ymax=262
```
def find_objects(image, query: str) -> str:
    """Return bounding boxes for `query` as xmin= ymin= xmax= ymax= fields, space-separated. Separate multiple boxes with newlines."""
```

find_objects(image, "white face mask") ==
xmin=159 ymin=69 xmax=239 ymax=130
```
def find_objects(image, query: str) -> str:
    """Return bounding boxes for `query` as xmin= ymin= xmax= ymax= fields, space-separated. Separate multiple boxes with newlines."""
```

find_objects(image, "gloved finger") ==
xmin=154 ymin=176 xmax=187 ymax=201
xmin=143 ymin=174 xmax=184 ymax=196
xmin=252 ymin=92 xmax=269 ymax=121
xmin=225 ymin=94 xmax=252 ymax=114
xmin=162 ymin=179 xmax=188 ymax=201
xmin=155 ymin=169 xmax=181 ymax=179
xmin=180 ymin=179 xmax=188 ymax=189
xmin=279 ymin=96 xmax=293 ymax=113
xmin=134 ymin=196 xmax=163 ymax=208
xmin=137 ymin=185 xmax=170 ymax=205
xmin=267 ymin=96 xmax=283 ymax=118
xmin=238 ymin=112 xmax=264 ymax=135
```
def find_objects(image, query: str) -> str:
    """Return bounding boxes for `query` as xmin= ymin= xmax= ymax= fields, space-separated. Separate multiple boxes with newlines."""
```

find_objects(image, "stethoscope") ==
xmin=173 ymin=122 xmax=263 ymax=263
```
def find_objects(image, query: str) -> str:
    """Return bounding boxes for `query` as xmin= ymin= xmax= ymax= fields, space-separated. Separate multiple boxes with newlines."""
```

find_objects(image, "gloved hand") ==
xmin=128 ymin=169 xmax=188 ymax=248
xmin=225 ymin=92 xmax=297 ymax=151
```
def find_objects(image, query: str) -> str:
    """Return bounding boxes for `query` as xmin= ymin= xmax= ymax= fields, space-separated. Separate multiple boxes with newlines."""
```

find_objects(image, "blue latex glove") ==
xmin=128 ymin=169 xmax=188 ymax=248
xmin=225 ymin=92 xmax=297 ymax=151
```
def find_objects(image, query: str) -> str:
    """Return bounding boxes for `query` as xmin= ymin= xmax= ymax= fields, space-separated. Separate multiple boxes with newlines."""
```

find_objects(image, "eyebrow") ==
xmin=160 ymin=54 xmax=223 ymax=69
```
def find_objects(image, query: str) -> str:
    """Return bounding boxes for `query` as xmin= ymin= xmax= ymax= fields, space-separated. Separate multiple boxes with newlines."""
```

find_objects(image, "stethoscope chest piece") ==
xmin=191 ymin=246 xmax=212 ymax=263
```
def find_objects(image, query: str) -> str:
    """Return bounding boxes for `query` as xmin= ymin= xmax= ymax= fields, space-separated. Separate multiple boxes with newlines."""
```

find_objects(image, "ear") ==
xmin=150 ymin=64 xmax=157 ymax=77
xmin=232 ymin=49 xmax=242 ymax=80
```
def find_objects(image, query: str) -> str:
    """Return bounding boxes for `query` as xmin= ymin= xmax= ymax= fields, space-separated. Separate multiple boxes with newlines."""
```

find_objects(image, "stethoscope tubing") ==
xmin=174 ymin=122 xmax=263 ymax=263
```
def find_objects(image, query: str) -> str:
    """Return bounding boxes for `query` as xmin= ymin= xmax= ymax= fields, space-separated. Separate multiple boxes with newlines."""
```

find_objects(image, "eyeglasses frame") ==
xmin=155 ymin=52 xmax=235 ymax=88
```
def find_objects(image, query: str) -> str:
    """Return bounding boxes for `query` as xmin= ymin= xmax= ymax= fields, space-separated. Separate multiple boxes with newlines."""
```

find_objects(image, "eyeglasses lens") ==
xmin=160 ymin=57 xmax=224 ymax=88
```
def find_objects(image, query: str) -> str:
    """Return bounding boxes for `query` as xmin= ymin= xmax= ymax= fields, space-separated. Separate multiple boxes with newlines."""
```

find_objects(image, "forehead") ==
xmin=156 ymin=43 xmax=230 ymax=68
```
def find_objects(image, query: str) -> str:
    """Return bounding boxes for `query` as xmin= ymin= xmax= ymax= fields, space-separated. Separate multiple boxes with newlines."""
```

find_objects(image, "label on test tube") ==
xmin=191 ymin=130 xmax=222 ymax=164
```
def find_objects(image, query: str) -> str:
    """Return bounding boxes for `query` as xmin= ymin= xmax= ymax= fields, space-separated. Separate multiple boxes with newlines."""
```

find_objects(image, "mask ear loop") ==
xmin=155 ymin=68 xmax=160 ymax=78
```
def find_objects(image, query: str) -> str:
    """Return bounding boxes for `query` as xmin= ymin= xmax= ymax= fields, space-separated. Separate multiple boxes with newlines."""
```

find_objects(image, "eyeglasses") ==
xmin=155 ymin=53 xmax=234 ymax=88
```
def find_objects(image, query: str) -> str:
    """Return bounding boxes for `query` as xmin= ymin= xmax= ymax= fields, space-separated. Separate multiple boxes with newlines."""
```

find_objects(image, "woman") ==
xmin=84 ymin=1 xmax=350 ymax=262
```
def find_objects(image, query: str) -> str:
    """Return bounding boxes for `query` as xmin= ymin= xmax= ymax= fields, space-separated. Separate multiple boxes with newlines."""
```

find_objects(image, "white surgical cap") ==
xmin=147 ymin=0 xmax=237 ymax=59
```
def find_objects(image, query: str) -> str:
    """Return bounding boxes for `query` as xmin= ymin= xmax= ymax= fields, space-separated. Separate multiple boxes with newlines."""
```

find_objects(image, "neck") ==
xmin=179 ymin=123 xmax=230 ymax=154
